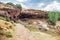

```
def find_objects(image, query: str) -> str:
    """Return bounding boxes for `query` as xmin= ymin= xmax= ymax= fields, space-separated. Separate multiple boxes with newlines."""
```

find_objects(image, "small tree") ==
xmin=48 ymin=12 xmax=59 ymax=25
xmin=58 ymin=12 xmax=60 ymax=19
xmin=16 ymin=4 xmax=22 ymax=11
xmin=6 ymin=2 xmax=15 ymax=6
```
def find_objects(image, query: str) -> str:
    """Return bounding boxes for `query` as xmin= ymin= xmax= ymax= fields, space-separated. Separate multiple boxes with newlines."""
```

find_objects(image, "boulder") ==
xmin=37 ymin=21 xmax=49 ymax=31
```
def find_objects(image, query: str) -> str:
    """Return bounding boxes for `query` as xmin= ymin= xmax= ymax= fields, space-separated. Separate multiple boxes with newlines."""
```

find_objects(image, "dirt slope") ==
xmin=16 ymin=23 xmax=58 ymax=40
xmin=32 ymin=32 xmax=58 ymax=40
xmin=16 ymin=24 xmax=37 ymax=40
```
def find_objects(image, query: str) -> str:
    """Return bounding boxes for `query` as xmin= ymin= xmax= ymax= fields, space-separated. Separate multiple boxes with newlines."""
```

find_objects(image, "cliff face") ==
xmin=0 ymin=3 xmax=21 ymax=21
xmin=7 ymin=8 xmax=20 ymax=20
xmin=0 ymin=8 xmax=48 ymax=21
xmin=21 ymin=9 xmax=48 ymax=18
xmin=0 ymin=8 xmax=20 ymax=21
xmin=0 ymin=3 xmax=48 ymax=21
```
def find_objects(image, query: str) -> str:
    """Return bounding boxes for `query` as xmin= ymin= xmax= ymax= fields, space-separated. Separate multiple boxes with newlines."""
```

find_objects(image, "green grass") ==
xmin=28 ymin=28 xmax=37 ymax=32
xmin=0 ymin=16 xmax=6 ymax=20
xmin=0 ymin=32 xmax=4 ymax=35
xmin=28 ymin=21 xmax=33 ymax=24
xmin=5 ymin=32 xmax=13 ymax=38
xmin=5 ymin=22 xmax=9 ymax=25
xmin=0 ymin=16 xmax=10 ymax=22
xmin=15 ymin=20 xmax=21 ymax=23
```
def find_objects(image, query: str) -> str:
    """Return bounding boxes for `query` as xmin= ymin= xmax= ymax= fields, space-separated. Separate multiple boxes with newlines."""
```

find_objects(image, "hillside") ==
xmin=0 ymin=2 xmax=21 ymax=21
xmin=16 ymin=23 xmax=59 ymax=40
xmin=0 ymin=19 xmax=59 ymax=40
xmin=0 ymin=2 xmax=49 ymax=22
xmin=0 ymin=19 xmax=16 ymax=40
xmin=0 ymin=2 xmax=15 ymax=9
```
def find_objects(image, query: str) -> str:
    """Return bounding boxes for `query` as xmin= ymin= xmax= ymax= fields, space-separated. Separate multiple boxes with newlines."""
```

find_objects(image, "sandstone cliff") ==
xmin=21 ymin=9 xmax=48 ymax=18
xmin=0 ymin=3 xmax=48 ymax=21
xmin=0 ymin=3 xmax=21 ymax=21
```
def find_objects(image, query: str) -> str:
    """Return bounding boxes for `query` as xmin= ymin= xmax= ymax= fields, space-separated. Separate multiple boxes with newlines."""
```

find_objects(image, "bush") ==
xmin=28 ymin=21 xmax=33 ymax=24
xmin=16 ymin=4 xmax=22 ymax=10
xmin=5 ymin=16 xmax=10 ymax=21
xmin=48 ymin=12 xmax=59 ymax=25
xmin=5 ymin=32 xmax=13 ymax=38
xmin=6 ymin=2 xmax=15 ymax=6
xmin=58 ymin=12 xmax=60 ymax=19
xmin=0 ymin=16 xmax=10 ymax=21
xmin=0 ymin=16 xmax=6 ymax=20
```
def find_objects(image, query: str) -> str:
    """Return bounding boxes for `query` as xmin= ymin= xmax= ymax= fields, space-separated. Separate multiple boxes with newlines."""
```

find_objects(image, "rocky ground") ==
xmin=16 ymin=24 xmax=37 ymax=40
xmin=0 ymin=19 xmax=59 ymax=40
xmin=16 ymin=23 xmax=59 ymax=40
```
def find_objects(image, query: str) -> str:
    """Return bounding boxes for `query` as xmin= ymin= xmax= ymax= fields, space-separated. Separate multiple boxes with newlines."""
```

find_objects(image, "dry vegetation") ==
xmin=0 ymin=19 xmax=16 ymax=38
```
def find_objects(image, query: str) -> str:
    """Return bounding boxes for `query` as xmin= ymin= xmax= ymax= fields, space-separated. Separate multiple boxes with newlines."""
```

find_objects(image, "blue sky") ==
xmin=0 ymin=0 xmax=60 ymax=11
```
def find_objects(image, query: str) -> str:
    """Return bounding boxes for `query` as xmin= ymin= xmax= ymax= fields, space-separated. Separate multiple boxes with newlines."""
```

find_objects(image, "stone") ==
xmin=37 ymin=21 xmax=49 ymax=31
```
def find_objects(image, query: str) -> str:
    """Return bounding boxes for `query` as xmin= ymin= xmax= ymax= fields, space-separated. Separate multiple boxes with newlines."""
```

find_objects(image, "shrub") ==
xmin=28 ymin=21 xmax=33 ymax=24
xmin=5 ymin=32 xmax=13 ymax=38
xmin=5 ymin=22 xmax=9 ymax=25
xmin=16 ymin=4 xmax=22 ymax=10
xmin=58 ymin=12 xmax=60 ymax=19
xmin=6 ymin=2 xmax=15 ymax=6
xmin=0 ymin=32 xmax=4 ymax=35
xmin=0 ymin=16 xmax=10 ymax=21
xmin=48 ymin=12 xmax=59 ymax=25
xmin=5 ymin=16 xmax=10 ymax=21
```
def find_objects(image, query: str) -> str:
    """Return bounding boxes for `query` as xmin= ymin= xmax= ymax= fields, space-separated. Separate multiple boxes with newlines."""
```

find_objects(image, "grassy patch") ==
xmin=5 ymin=32 xmax=13 ymax=38
xmin=5 ymin=22 xmax=9 ymax=25
xmin=0 ymin=32 xmax=4 ymax=35
xmin=0 ymin=16 xmax=10 ymax=22
xmin=28 ymin=27 xmax=37 ymax=32
xmin=0 ymin=20 xmax=16 ymax=38
xmin=28 ymin=21 xmax=33 ymax=24
xmin=15 ymin=20 xmax=21 ymax=23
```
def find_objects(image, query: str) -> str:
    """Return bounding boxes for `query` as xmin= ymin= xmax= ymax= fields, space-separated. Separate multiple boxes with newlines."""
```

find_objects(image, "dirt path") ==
xmin=32 ymin=32 xmax=58 ymax=40
xmin=16 ymin=24 xmax=37 ymax=40
xmin=16 ymin=23 xmax=58 ymax=40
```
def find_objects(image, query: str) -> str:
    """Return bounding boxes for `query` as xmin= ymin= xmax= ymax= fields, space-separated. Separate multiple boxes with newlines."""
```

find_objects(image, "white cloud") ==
xmin=37 ymin=3 xmax=45 ymax=7
xmin=32 ymin=3 xmax=45 ymax=10
xmin=43 ymin=1 xmax=60 ymax=11
xmin=16 ymin=0 xmax=29 ymax=2
xmin=20 ymin=3 xmax=28 ymax=9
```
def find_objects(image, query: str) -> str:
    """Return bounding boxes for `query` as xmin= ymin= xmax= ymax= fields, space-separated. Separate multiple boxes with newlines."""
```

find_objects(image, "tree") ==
xmin=16 ymin=4 xmax=22 ymax=11
xmin=48 ymin=12 xmax=59 ymax=25
xmin=6 ymin=2 xmax=15 ymax=6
